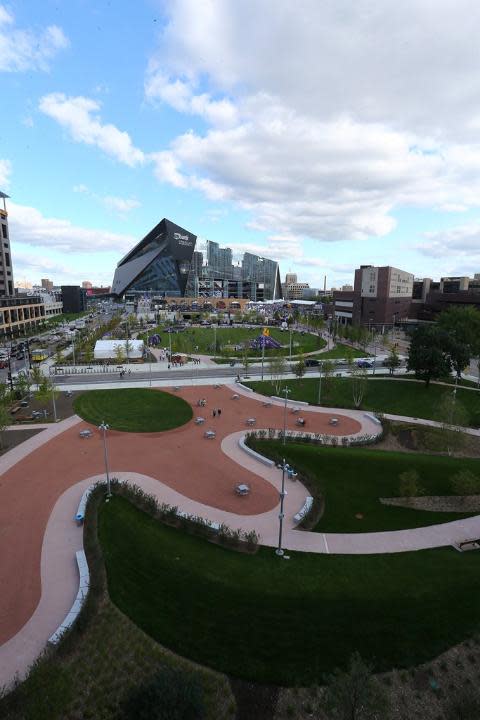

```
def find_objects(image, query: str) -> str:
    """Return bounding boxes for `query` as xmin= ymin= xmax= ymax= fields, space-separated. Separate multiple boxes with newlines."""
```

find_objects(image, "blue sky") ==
xmin=2 ymin=0 xmax=480 ymax=289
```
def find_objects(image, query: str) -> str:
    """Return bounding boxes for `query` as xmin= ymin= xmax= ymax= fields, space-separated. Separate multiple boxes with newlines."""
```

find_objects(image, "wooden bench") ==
xmin=10 ymin=405 xmax=21 ymax=415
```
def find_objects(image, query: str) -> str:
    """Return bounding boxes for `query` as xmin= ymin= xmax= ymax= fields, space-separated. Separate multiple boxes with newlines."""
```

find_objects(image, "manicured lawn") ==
xmin=251 ymin=442 xmax=480 ymax=532
xmin=246 ymin=377 xmax=480 ymax=426
xmin=143 ymin=324 xmax=325 ymax=357
xmin=99 ymin=497 xmax=480 ymax=685
xmin=74 ymin=389 xmax=192 ymax=432
xmin=311 ymin=342 xmax=370 ymax=359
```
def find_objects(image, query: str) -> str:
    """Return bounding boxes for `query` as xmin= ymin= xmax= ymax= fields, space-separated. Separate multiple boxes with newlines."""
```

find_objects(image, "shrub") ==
xmin=119 ymin=667 xmax=205 ymax=720
xmin=451 ymin=469 xmax=480 ymax=496
xmin=399 ymin=469 xmax=425 ymax=498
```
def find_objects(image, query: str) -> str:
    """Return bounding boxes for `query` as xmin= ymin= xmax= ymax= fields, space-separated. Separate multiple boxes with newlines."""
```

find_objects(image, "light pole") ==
xmin=51 ymin=378 xmax=57 ymax=422
xmin=372 ymin=331 xmax=377 ymax=376
xmin=99 ymin=421 xmax=111 ymax=498
xmin=261 ymin=335 xmax=265 ymax=381
xmin=317 ymin=362 xmax=323 ymax=405
xmin=276 ymin=457 xmax=287 ymax=556
xmin=283 ymin=386 xmax=291 ymax=445
xmin=289 ymin=329 xmax=292 ymax=358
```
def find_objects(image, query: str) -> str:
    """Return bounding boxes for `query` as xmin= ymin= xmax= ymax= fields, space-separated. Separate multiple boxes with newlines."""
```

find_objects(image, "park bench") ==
xmin=75 ymin=486 xmax=93 ymax=524
xmin=79 ymin=429 xmax=93 ymax=438
xmin=204 ymin=429 xmax=216 ymax=439
xmin=14 ymin=414 xmax=35 ymax=423
xmin=235 ymin=483 xmax=250 ymax=496
xmin=10 ymin=405 xmax=21 ymax=415
xmin=246 ymin=418 xmax=256 ymax=426
xmin=293 ymin=496 xmax=314 ymax=524
xmin=195 ymin=417 xmax=205 ymax=425
xmin=48 ymin=550 xmax=90 ymax=644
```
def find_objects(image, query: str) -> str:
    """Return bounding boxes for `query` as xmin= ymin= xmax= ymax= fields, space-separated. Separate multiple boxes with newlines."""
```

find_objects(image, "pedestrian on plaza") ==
xmin=213 ymin=408 xmax=217 ymax=418
xmin=168 ymin=363 xmax=171 ymax=369
xmin=218 ymin=408 xmax=222 ymax=417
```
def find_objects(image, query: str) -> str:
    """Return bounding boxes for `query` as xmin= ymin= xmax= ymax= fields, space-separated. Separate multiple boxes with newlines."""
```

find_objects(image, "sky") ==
xmin=2 ymin=0 xmax=480 ymax=290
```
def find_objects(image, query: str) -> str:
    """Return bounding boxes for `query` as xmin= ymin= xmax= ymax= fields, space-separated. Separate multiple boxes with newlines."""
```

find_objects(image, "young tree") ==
xmin=351 ymin=366 xmax=368 ymax=408
xmin=0 ymin=401 xmax=10 ymax=448
xmin=436 ymin=392 xmax=469 ymax=455
xmin=114 ymin=343 xmax=126 ymax=364
xmin=407 ymin=325 xmax=451 ymax=387
xmin=399 ymin=469 xmax=424 ymax=498
xmin=268 ymin=355 xmax=286 ymax=394
xmin=294 ymin=353 xmax=306 ymax=382
xmin=35 ymin=375 xmax=59 ymax=420
xmin=383 ymin=345 xmax=401 ymax=375
xmin=321 ymin=360 xmax=335 ymax=402
xmin=242 ymin=346 xmax=250 ymax=377
xmin=324 ymin=652 xmax=390 ymax=720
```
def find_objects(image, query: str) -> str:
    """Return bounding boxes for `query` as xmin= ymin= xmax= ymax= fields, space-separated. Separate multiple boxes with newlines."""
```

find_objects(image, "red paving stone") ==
xmin=0 ymin=386 xmax=361 ymax=645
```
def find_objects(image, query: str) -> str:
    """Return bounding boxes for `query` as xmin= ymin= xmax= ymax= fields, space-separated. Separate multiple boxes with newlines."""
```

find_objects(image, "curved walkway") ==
xmin=0 ymin=385 xmax=479 ymax=689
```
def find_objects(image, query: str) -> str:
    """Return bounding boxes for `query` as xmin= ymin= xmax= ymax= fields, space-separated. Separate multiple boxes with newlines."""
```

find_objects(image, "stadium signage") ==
xmin=173 ymin=232 xmax=192 ymax=246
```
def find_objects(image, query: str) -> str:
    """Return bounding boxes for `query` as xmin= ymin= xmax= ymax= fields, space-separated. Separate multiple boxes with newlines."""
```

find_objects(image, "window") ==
xmin=4 ymin=252 xmax=9 ymax=266
xmin=1 ymin=224 xmax=7 ymax=239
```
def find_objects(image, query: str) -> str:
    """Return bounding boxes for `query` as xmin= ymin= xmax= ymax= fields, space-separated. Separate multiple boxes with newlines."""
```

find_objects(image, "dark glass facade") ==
xmin=111 ymin=218 xmax=197 ymax=298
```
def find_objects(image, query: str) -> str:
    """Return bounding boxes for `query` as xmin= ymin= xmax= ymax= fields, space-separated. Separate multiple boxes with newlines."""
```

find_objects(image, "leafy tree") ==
xmin=407 ymin=325 xmax=451 ymax=387
xmin=35 ymin=375 xmax=59 ymax=418
xmin=14 ymin=373 xmax=31 ymax=400
xmin=451 ymin=469 xmax=480 ymax=495
xmin=383 ymin=345 xmax=401 ymax=375
xmin=438 ymin=305 xmax=480 ymax=378
xmin=324 ymin=652 xmax=390 ymax=720
xmin=398 ymin=469 xmax=424 ymax=498
xmin=242 ymin=346 xmax=250 ymax=376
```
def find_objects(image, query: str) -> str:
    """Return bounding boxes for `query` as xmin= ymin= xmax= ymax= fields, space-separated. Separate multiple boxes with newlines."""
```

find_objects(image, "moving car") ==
xmin=305 ymin=358 xmax=321 ymax=367
xmin=356 ymin=359 xmax=374 ymax=368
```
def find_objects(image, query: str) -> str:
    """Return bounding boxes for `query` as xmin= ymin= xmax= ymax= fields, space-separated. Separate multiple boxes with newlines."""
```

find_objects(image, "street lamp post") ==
xmin=275 ymin=457 xmax=287 ymax=556
xmin=289 ymin=329 xmax=292 ymax=358
xmin=283 ymin=386 xmax=291 ymax=445
xmin=261 ymin=335 xmax=265 ymax=381
xmin=51 ymin=379 xmax=57 ymax=422
xmin=317 ymin=362 xmax=323 ymax=405
xmin=99 ymin=421 xmax=111 ymax=498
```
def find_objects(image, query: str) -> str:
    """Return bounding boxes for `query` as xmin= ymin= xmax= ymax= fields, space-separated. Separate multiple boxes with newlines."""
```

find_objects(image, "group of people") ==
xmin=119 ymin=369 xmax=132 ymax=378
xmin=191 ymin=357 xmax=201 ymax=365
xmin=212 ymin=408 xmax=222 ymax=418
xmin=197 ymin=398 xmax=207 ymax=407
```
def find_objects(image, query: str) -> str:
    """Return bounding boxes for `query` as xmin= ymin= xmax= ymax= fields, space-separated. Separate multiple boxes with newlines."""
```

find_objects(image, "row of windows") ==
xmin=1 ymin=224 xmax=7 ymax=240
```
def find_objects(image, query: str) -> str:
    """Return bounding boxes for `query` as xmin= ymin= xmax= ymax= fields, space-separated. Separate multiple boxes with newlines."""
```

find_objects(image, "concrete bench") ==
xmin=75 ymin=486 xmax=93 ymax=524
xmin=48 ymin=550 xmax=90 ymax=644
xmin=293 ymin=496 xmax=314 ymax=524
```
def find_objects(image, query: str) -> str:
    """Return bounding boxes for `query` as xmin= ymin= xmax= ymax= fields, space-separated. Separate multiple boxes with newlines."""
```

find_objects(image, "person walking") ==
xmin=213 ymin=408 xmax=217 ymax=418
xmin=217 ymin=408 xmax=221 ymax=417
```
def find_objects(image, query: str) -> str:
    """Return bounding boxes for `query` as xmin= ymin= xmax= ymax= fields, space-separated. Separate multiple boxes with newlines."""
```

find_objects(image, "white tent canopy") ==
xmin=94 ymin=339 xmax=145 ymax=361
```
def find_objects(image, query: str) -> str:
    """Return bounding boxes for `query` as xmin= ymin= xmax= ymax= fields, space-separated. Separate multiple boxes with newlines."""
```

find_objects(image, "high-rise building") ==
xmin=242 ymin=252 xmax=282 ymax=300
xmin=61 ymin=285 xmax=87 ymax=313
xmin=0 ymin=192 xmax=14 ymax=296
xmin=206 ymin=240 xmax=233 ymax=279
xmin=82 ymin=280 xmax=93 ymax=289
xmin=41 ymin=278 xmax=54 ymax=291
xmin=285 ymin=273 xmax=297 ymax=284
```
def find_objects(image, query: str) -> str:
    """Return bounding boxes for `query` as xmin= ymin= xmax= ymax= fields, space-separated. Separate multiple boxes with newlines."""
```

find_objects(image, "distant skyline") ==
xmin=2 ymin=1 xmax=480 ymax=289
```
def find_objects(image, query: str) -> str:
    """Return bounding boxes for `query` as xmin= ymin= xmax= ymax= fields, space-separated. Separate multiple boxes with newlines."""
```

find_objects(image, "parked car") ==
xmin=356 ymin=359 xmax=374 ymax=368
xmin=305 ymin=358 xmax=320 ymax=367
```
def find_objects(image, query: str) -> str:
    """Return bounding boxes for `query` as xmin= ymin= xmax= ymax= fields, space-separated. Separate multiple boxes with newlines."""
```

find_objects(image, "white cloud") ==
xmin=0 ymin=158 xmax=11 ymax=188
xmin=39 ymin=93 xmax=145 ymax=167
xmin=72 ymin=184 xmax=140 ymax=215
xmin=418 ymin=222 xmax=480 ymax=261
xmin=145 ymin=69 xmax=238 ymax=126
xmin=141 ymin=0 xmax=480 ymax=255
xmin=0 ymin=5 xmax=68 ymax=72
xmin=102 ymin=196 xmax=140 ymax=214
xmin=8 ymin=201 xmax=136 ymax=254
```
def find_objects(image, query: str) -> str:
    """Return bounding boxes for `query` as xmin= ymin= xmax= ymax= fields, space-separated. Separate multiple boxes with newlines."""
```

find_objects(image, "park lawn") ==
xmin=73 ymin=389 xmax=192 ymax=432
xmin=251 ymin=442 xmax=480 ymax=532
xmin=99 ymin=496 xmax=480 ymax=686
xmin=246 ymin=377 xmax=480 ymax=427
xmin=310 ymin=342 xmax=370 ymax=359
xmin=142 ymin=324 xmax=325 ymax=357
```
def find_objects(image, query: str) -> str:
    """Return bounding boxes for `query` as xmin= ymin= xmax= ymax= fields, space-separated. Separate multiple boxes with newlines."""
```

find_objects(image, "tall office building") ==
xmin=0 ymin=192 xmax=14 ymax=296
xmin=206 ymin=240 xmax=233 ymax=279
xmin=242 ymin=252 xmax=282 ymax=300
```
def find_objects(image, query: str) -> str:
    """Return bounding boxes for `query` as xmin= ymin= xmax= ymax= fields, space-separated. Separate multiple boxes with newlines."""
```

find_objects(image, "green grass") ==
xmin=74 ymin=389 xmax=193 ymax=432
xmin=246 ymin=377 xmax=480 ymax=427
xmin=99 ymin=496 xmax=480 ymax=686
xmin=251 ymin=442 xmax=480 ymax=532
xmin=309 ymin=342 xmax=370 ymax=360
xmin=141 ymin=324 xmax=325 ymax=357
